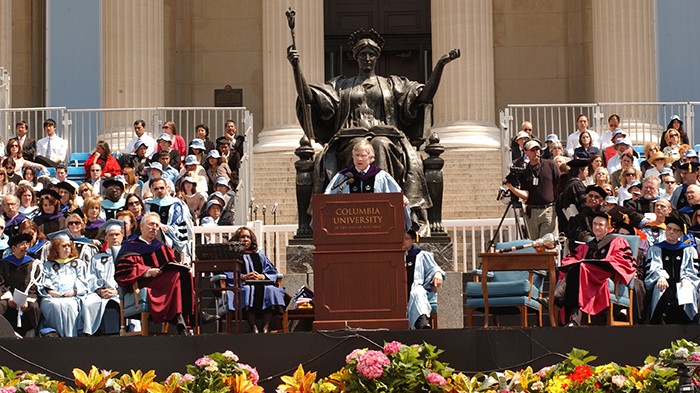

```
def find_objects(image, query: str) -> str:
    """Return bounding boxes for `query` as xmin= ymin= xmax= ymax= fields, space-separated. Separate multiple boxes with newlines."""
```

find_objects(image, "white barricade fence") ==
xmin=191 ymin=219 xmax=521 ymax=274
xmin=0 ymin=107 xmax=67 ymax=146
xmin=500 ymin=102 xmax=698 ymax=176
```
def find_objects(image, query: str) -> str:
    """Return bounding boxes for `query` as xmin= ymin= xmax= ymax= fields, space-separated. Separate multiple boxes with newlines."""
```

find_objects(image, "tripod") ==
xmin=486 ymin=197 xmax=530 ymax=252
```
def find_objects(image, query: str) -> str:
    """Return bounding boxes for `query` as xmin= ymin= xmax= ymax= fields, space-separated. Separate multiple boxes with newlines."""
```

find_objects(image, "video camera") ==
xmin=497 ymin=163 xmax=527 ymax=202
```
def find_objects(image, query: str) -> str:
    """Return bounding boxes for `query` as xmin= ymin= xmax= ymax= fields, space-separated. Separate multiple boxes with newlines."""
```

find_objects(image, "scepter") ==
xmin=286 ymin=7 xmax=314 ymax=139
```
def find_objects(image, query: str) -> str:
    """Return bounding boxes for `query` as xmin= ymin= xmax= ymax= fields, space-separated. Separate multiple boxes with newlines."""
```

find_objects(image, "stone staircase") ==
xmin=252 ymin=147 xmax=505 ymax=226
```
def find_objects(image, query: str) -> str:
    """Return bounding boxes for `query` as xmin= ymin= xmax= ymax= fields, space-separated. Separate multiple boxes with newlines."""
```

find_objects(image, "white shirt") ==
xmin=599 ymin=129 xmax=615 ymax=151
xmin=125 ymin=133 xmax=157 ymax=159
xmin=566 ymin=129 xmax=600 ymax=156
xmin=36 ymin=135 xmax=68 ymax=163
xmin=607 ymin=154 xmax=641 ymax=173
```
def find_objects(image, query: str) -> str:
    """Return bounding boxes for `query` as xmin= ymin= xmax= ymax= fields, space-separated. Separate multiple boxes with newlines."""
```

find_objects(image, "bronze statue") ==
xmin=287 ymin=27 xmax=459 ymax=235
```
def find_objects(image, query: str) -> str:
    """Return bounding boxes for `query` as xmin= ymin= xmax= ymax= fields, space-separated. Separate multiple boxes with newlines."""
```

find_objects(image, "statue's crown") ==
xmin=348 ymin=28 xmax=385 ymax=49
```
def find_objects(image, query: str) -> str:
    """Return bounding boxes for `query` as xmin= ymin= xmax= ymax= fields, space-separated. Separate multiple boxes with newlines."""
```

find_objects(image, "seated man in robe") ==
xmin=114 ymin=212 xmax=194 ymax=335
xmin=556 ymin=211 xmax=637 ymax=326
xmin=0 ymin=233 xmax=41 ymax=337
xmin=403 ymin=229 xmax=444 ymax=329
xmin=144 ymin=178 xmax=194 ymax=263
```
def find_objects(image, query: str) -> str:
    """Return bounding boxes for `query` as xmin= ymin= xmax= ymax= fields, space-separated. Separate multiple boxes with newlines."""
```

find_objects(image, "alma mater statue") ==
xmin=287 ymin=28 xmax=460 ymax=235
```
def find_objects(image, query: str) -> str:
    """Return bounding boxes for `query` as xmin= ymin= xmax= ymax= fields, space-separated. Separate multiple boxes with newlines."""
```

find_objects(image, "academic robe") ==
xmin=145 ymin=196 xmax=194 ymax=259
xmin=3 ymin=213 xmax=26 ymax=238
xmin=560 ymin=235 xmax=637 ymax=315
xmin=34 ymin=213 xmax=66 ymax=237
xmin=85 ymin=219 xmax=105 ymax=241
xmin=38 ymin=258 xmax=93 ymax=337
xmin=645 ymin=239 xmax=700 ymax=322
xmin=0 ymin=254 xmax=41 ymax=335
xmin=406 ymin=245 xmax=445 ymax=329
xmin=225 ymin=250 xmax=285 ymax=311
xmin=84 ymin=246 xmax=121 ymax=335
xmin=114 ymin=238 xmax=194 ymax=324
xmin=101 ymin=197 xmax=126 ymax=220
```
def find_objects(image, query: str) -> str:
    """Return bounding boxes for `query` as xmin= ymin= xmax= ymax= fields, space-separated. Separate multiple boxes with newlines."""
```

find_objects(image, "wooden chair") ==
xmin=118 ymin=283 xmax=168 ymax=336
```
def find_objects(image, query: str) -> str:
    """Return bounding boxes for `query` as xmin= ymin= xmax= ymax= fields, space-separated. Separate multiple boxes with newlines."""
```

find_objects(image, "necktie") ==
xmin=46 ymin=137 xmax=52 ymax=160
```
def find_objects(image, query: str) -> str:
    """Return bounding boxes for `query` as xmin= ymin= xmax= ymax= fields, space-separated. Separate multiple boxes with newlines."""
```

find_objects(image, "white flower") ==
xmin=222 ymin=350 xmax=239 ymax=362
xmin=531 ymin=381 xmax=544 ymax=391
xmin=675 ymin=347 xmax=690 ymax=359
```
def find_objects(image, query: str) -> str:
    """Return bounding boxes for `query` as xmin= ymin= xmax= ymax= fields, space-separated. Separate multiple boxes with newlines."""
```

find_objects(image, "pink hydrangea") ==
xmin=24 ymin=386 xmax=39 ymax=393
xmin=356 ymin=350 xmax=390 ymax=380
xmin=426 ymin=372 xmax=446 ymax=386
xmin=536 ymin=366 xmax=552 ymax=378
xmin=195 ymin=356 xmax=214 ymax=367
xmin=222 ymin=350 xmax=239 ymax=362
xmin=240 ymin=364 xmax=259 ymax=385
xmin=383 ymin=341 xmax=402 ymax=355
xmin=181 ymin=373 xmax=195 ymax=382
xmin=612 ymin=375 xmax=627 ymax=388
xmin=0 ymin=387 xmax=17 ymax=393
xmin=692 ymin=353 xmax=700 ymax=362
xmin=345 ymin=348 xmax=367 ymax=364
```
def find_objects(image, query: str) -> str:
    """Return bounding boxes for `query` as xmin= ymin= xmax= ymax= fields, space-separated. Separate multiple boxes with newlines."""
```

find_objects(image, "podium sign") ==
xmin=312 ymin=192 xmax=408 ymax=330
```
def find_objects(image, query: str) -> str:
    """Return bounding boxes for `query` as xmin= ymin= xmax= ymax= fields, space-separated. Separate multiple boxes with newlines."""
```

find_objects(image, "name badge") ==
xmin=533 ymin=177 xmax=539 ymax=186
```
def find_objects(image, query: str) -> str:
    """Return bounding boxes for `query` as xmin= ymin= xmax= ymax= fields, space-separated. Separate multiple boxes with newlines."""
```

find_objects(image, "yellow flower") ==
xmin=545 ymin=375 xmax=569 ymax=393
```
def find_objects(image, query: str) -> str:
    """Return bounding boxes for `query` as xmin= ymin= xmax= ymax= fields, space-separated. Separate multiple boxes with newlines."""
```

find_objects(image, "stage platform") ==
xmin=0 ymin=325 xmax=700 ymax=392
xmin=2 ymin=326 xmax=699 ymax=391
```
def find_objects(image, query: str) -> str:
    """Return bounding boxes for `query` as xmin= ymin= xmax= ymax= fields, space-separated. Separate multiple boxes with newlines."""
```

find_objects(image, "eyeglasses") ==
xmin=128 ymin=201 xmax=141 ymax=206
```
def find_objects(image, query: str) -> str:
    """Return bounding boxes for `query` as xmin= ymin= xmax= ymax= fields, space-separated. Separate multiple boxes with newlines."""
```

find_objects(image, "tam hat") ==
xmin=100 ymin=218 xmax=125 ymax=234
xmin=567 ymin=158 xmax=589 ymax=169
xmin=628 ymin=180 xmax=642 ymax=193
xmin=665 ymin=215 xmax=687 ymax=234
xmin=37 ymin=188 xmax=61 ymax=201
xmin=103 ymin=176 xmax=126 ymax=190
xmin=56 ymin=181 xmax=76 ymax=195
xmin=679 ymin=162 xmax=700 ymax=173
xmin=585 ymin=184 xmax=607 ymax=199
xmin=8 ymin=233 xmax=32 ymax=248
xmin=47 ymin=229 xmax=73 ymax=241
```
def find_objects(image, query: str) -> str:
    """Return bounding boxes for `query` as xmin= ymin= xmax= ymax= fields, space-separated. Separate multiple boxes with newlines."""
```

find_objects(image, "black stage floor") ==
xmin=2 ymin=326 xmax=700 ymax=391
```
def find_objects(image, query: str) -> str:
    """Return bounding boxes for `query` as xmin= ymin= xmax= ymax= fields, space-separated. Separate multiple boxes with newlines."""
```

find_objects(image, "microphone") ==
xmin=331 ymin=172 xmax=355 ymax=191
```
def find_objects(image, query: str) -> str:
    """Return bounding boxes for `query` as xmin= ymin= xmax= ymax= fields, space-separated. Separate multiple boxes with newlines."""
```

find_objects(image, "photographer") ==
xmin=504 ymin=139 xmax=561 ymax=239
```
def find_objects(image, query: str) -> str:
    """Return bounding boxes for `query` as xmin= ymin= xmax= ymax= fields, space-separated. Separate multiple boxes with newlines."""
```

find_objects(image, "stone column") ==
xmin=0 ymin=0 xmax=12 ymax=102
xmin=592 ymin=0 xmax=656 ymax=103
xmin=102 ymin=0 xmax=164 ymax=108
xmin=430 ymin=0 xmax=500 ymax=149
xmin=255 ymin=0 xmax=324 ymax=153
xmin=592 ymin=0 xmax=657 ymax=142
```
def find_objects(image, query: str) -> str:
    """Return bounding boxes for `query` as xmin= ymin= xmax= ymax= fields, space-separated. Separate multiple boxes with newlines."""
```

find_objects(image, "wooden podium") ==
xmin=312 ymin=192 xmax=408 ymax=330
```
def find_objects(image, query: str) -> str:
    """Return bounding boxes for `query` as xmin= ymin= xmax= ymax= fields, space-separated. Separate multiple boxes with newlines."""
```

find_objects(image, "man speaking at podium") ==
xmin=325 ymin=140 xmax=410 ymax=230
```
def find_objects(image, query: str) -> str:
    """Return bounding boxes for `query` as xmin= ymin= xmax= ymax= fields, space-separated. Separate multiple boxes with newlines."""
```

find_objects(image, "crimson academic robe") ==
xmin=114 ymin=238 xmax=194 ymax=323
xmin=561 ymin=235 xmax=637 ymax=315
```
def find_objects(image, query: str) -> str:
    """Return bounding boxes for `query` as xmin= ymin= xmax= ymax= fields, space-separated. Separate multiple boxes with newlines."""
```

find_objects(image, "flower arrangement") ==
xmin=277 ymin=340 xmax=697 ymax=393
xmin=0 ymin=340 xmax=697 ymax=393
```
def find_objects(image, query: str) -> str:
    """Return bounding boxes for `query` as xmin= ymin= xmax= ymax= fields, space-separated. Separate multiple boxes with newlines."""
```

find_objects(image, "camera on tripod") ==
xmin=497 ymin=164 xmax=527 ymax=202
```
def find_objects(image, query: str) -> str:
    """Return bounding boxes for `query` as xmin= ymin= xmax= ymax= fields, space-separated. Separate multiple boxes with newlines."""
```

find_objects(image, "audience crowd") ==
xmin=512 ymin=113 xmax=700 ymax=326
xmin=0 ymin=118 xmax=248 ymax=337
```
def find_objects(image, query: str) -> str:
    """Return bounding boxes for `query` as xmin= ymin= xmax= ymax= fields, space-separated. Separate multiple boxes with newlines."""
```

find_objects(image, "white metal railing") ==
xmin=190 ymin=219 xmax=521 ymax=273
xmin=500 ymin=102 xmax=700 ymax=176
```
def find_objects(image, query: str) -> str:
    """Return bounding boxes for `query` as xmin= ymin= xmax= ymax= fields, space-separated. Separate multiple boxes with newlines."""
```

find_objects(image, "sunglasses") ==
xmin=67 ymin=221 xmax=82 ymax=226
xmin=128 ymin=201 xmax=141 ymax=206
xmin=664 ymin=181 xmax=676 ymax=184
xmin=625 ymin=173 xmax=636 ymax=177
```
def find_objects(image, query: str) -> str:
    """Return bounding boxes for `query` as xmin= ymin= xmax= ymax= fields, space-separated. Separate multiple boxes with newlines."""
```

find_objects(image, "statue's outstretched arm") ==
xmin=417 ymin=49 xmax=460 ymax=104
xmin=287 ymin=45 xmax=314 ymax=104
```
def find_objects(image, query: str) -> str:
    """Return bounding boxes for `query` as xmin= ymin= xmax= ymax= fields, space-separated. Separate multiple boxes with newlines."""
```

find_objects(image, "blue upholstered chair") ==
xmin=464 ymin=239 xmax=546 ymax=327
xmin=119 ymin=284 xmax=168 ymax=336
xmin=605 ymin=234 xmax=639 ymax=326
xmin=69 ymin=152 xmax=92 ymax=167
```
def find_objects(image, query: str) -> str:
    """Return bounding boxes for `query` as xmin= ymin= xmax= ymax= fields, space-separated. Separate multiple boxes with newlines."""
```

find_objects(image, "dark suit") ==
xmin=19 ymin=136 xmax=35 ymax=161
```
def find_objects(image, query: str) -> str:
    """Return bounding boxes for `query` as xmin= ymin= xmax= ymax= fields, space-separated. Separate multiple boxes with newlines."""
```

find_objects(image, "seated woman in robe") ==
xmin=17 ymin=220 xmax=48 ymax=261
xmin=34 ymin=189 xmax=66 ymax=237
xmin=38 ymin=236 xmax=95 ymax=337
xmin=226 ymin=227 xmax=285 ymax=333
xmin=645 ymin=215 xmax=700 ymax=324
